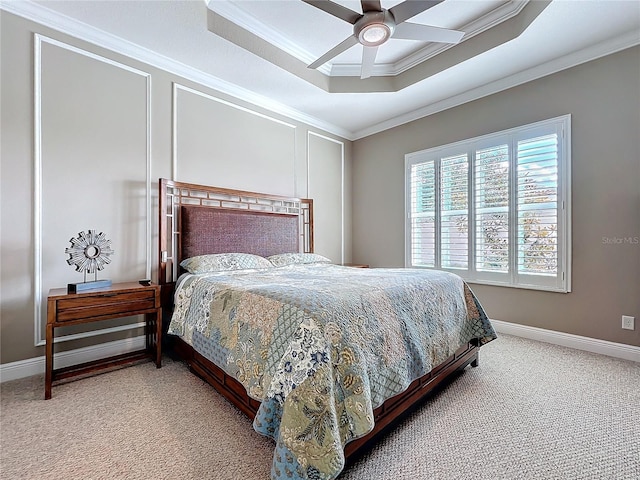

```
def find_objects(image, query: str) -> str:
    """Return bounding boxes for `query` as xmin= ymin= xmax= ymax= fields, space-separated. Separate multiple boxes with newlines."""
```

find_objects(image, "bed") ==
xmin=158 ymin=178 xmax=496 ymax=480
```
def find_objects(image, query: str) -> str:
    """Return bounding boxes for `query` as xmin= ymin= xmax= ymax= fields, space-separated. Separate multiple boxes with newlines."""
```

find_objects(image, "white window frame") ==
xmin=405 ymin=115 xmax=571 ymax=293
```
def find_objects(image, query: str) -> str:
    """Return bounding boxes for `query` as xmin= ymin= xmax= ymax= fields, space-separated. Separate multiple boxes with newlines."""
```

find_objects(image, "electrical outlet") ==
xmin=622 ymin=315 xmax=635 ymax=330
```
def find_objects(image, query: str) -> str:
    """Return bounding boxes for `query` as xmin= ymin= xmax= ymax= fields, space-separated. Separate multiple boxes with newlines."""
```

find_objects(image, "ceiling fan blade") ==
xmin=389 ymin=0 xmax=444 ymax=24
xmin=308 ymin=35 xmax=359 ymax=69
xmin=360 ymin=45 xmax=378 ymax=79
xmin=393 ymin=22 xmax=465 ymax=44
xmin=360 ymin=0 xmax=382 ymax=13
xmin=301 ymin=0 xmax=362 ymax=24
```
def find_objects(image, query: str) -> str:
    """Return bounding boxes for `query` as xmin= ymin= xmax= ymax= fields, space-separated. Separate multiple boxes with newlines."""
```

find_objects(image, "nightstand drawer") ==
xmin=56 ymin=290 xmax=156 ymax=322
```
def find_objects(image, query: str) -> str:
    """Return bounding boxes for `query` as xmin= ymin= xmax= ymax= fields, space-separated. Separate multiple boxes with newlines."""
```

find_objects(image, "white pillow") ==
xmin=180 ymin=253 xmax=273 ymax=274
xmin=267 ymin=253 xmax=332 ymax=267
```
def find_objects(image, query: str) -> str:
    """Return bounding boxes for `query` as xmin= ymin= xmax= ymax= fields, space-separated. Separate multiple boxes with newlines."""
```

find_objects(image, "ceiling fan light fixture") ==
xmin=354 ymin=11 xmax=396 ymax=47
xmin=359 ymin=23 xmax=390 ymax=46
xmin=304 ymin=0 xmax=465 ymax=73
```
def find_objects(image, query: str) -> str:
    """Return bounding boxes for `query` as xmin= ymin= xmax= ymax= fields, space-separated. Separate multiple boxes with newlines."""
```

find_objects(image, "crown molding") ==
xmin=209 ymin=0 xmax=527 ymax=79
xmin=353 ymin=29 xmax=640 ymax=139
xmin=1 ymin=0 xmax=354 ymax=140
xmin=3 ymin=1 xmax=638 ymax=141
xmin=207 ymin=0 xmax=332 ymax=76
xmin=207 ymin=0 xmax=552 ymax=94
xmin=331 ymin=0 xmax=528 ymax=77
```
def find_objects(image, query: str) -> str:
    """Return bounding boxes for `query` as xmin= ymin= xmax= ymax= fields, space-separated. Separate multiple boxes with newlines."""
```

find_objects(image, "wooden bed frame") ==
xmin=158 ymin=178 xmax=479 ymax=462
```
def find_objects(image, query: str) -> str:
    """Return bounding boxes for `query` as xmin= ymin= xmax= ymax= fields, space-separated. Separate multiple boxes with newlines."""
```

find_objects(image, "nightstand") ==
xmin=341 ymin=263 xmax=369 ymax=268
xmin=45 ymin=282 xmax=162 ymax=399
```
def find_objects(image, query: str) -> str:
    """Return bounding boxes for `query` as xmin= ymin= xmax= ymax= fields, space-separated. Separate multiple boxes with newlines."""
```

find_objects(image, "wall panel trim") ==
xmin=172 ymin=82 xmax=297 ymax=186
xmin=307 ymin=131 xmax=345 ymax=263
xmin=33 ymin=34 xmax=152 ymax=347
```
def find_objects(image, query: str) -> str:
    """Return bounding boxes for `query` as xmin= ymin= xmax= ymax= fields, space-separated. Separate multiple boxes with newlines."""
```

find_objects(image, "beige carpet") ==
xmin=1 ymin=334 xmax=639 ymax=480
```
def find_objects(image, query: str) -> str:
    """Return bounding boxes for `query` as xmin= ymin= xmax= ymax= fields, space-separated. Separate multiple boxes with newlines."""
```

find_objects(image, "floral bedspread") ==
xmin=168 ymin=264 xmax=496 ymax=480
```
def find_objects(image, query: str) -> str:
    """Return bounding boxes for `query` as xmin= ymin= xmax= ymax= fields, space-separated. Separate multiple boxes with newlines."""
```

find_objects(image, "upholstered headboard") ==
xmin=158 ymin=178 xmax=313 ymax=289
xmin=180 ymin=206 xmax=300 ymax=260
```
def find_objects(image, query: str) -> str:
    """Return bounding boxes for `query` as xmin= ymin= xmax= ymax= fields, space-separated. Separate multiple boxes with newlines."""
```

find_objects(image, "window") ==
xmin=406 ymin=115 xmax=571 ymax=292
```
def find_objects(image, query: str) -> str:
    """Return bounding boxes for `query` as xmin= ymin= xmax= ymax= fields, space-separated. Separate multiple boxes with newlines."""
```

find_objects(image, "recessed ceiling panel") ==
xmin=209 ymin=0 xmax=516 ymax=72
xmin=207 ymin=0 xmax=553 ymax=92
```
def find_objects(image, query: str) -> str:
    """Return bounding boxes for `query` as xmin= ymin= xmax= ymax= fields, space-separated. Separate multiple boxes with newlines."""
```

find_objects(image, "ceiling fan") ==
xmin=302 ymin=0 xmax=465 ymax=79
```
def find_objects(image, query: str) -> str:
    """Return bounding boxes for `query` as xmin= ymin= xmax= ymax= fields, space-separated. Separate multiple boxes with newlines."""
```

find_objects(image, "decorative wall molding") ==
xmin=1 ymin=0 xmax=350 ymax=140
xmin=33 ymin=34 xmax=152 ymax=347
xmin=0 ymin=336 xmax=146 ymax=383
xmin=307 ymin=131 xmax=345 ymax=264
xmin=491 ymin=319 xmax=640 ymax=363
xmin=173 ymin=83 xmax=298 ymax=127
xmin=3 ymin=1 xmax=638 ymax=140
xmin=172 ymin=83 xmax=297 ymax=182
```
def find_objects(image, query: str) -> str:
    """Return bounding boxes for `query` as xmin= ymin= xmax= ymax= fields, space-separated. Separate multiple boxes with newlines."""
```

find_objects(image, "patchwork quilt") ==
xmin=168 ymin=264 xmax=496 ymax=480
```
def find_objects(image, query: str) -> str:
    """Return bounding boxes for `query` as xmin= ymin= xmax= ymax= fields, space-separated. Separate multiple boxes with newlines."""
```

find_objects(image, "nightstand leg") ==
xmin=147 ymin=310 xmax=162 ymax=368
xmin=45 ymin=323 xmax=53 ymax=399
xmin=155 ymin=308 xmax=162 ymax=367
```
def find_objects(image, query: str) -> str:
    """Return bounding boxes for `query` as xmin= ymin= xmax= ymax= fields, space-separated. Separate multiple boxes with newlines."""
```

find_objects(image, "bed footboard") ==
xmin=169 ymin=336 xmax=478 ymax=463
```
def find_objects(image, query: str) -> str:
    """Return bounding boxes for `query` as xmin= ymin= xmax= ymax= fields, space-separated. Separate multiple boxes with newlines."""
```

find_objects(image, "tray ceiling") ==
xmin=208 ymin=0 xmax=533 ymax=90
xmin=3 ymin=0 xmax=640 ymax=139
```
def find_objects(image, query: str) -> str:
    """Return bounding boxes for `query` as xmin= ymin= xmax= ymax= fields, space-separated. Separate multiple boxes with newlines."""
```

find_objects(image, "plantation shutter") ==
xmin=474 ymin=145 xmax=509 ymax=273
xmin=405 ymin=115 xmax=569 ymax=292
xmin=409 ymin=161 xmax=436 ymax=267
xmin=516 ymin=134 xmax=559 ymax=276
xmin=440 ymin=154 xmax=468 ymax=269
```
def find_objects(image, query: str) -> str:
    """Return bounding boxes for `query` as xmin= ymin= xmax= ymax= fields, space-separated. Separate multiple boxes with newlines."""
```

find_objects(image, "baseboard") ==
xmin=2 ymin=322 xmax=637 ymax=382
xmin=491 ymin=319 xmax=640 ymax=363
xmin=0 ymin=336 xmax=146 ymax=383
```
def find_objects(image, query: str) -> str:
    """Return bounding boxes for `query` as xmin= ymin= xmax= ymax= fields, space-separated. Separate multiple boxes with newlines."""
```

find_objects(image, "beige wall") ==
xmin=308 ymin=132 xmax=346 ymax=263
xmin=0 ymin=12 xmax=352 ymax=365
xmin=353 ymin=46 xmax=640 ymax=347
xmin=2 ymin=10 xmax=637 ymax=370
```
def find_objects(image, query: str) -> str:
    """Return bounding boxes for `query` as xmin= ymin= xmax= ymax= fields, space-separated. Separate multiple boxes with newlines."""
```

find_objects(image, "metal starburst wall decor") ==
xmin=65 ymin=230 xmax=114 ymax=293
